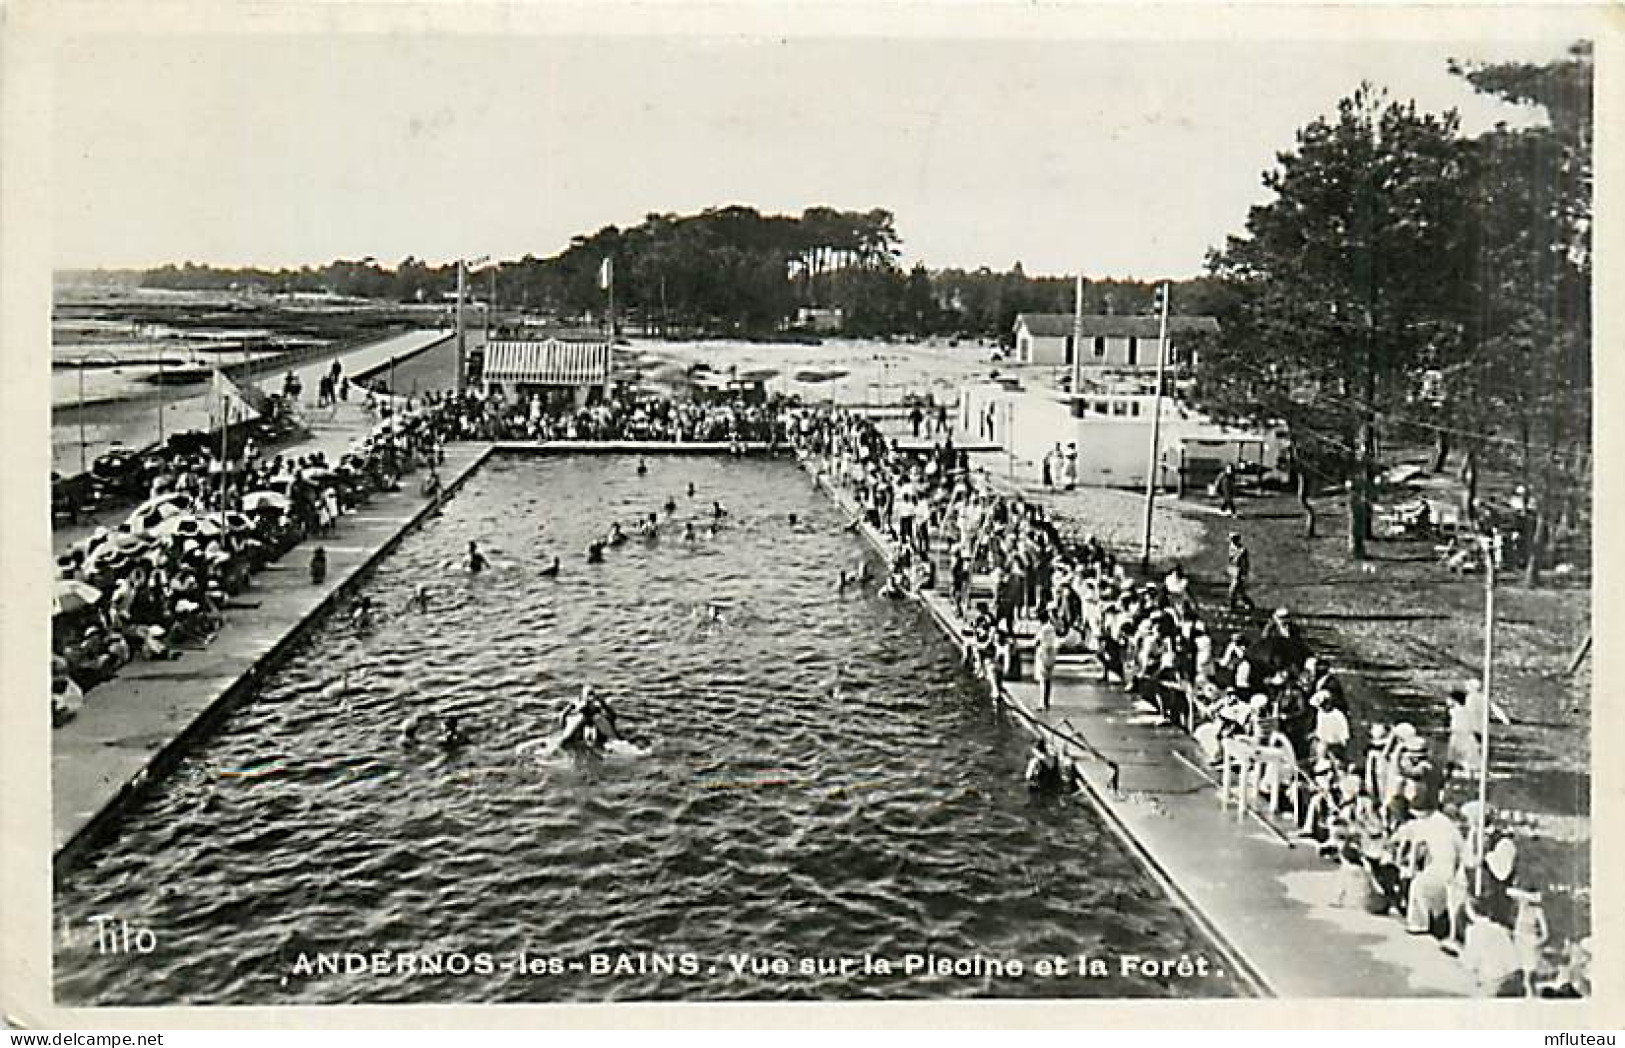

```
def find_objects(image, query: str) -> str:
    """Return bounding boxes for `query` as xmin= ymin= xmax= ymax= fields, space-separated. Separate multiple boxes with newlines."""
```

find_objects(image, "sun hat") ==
xmin=1401 ymin=734 xmax=1430 ymax=753
xmin=1368 ymin=723 xmax=1391 ymax=745
xmin=1393 ymin=722 xmax=1417 ymax=741
xmin=1487 ymin=837 xmax=1518 ymax=880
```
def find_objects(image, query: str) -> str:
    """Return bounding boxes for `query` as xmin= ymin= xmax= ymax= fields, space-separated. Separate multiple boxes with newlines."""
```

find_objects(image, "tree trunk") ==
xmin=1462 ymin=446 xmax=1479 ymax=523
xmin=1349 ymin=414 xmax=1376 ymax=559
xmin=1430 ymin=426 xmax=1450 ymax=473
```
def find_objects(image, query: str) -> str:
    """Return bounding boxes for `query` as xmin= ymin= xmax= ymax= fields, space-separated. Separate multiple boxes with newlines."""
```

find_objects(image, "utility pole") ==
xmin=1140 ymin=282 xmax=1172 ymax=571
xmin=487 ymin=267 xmax=496 ymax=341
xmin=1070 ymin=275 xmax=1084 ymax=404
xmin=1473 ymin=538 xmax=1497 ymax=894
xmin=155 ymin=326 xmax=166 ymax=445
xmin=77 ymin=361 xmax=87 ymax=475
xmin=455 ymin=259 xmax=467 ymax=394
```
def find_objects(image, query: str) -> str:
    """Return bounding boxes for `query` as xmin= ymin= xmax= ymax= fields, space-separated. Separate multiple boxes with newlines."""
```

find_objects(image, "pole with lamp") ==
xmin=1140 ymin=281 xmax=1172 ymax=570
xmin=455 ymin=255 xmax=491 ymax=396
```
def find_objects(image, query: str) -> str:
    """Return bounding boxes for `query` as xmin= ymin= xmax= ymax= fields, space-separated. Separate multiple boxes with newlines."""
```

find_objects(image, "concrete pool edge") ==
xmin=51 ymin=442 xmax=497 ymax=873
xmin=804 ymin=456 xmax=1477 ymax=999
xmin=51 ymin=440 xmax=792 ymax=873
xmin=54 ymin=441 xmax=1456 ymax=1000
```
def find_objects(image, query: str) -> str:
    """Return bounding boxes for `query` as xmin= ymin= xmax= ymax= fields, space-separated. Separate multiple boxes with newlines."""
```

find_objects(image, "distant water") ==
xmin=55 ymin=455 xmax=1236 ymax=1003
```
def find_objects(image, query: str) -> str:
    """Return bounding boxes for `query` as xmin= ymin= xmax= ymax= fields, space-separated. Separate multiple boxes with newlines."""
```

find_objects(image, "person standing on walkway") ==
xmin=1226 ymin=531 xmax=1254 ymax=612
xmin=1062 ymin=443 xmax=1079 ymax=491
xmin=1216 ymin=463 xmax=1238 ymax=517
xmin=1034 ymin=610 xmax=1060 ymax=710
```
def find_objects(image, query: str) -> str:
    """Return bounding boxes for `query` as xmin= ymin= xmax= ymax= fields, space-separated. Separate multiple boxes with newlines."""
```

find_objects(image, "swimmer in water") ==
xmin=857 ymin=560 xmax=873 ymax=585
xmin=439 ymin=715 xmax=469 ymax=750
xmin=466 ymin=540 xmax=489 ymax=574
xmin=350 ymin=594 xmax=376 ymax=631
xmin=788 ymin=513 xmax=799 ymax=527
xmin=687 ymin=481 xmax=696 ymax=498
xmin=837 ymin=570 xmax=851 ymax=592
xmin=663 ymin=496 xmax=677 ymax=514
xmin=607 ymin=522 xmax=627 ymax=546
xmin=539 ymin=555 xmax=561 ymax=577
xmin=712 ymin=501 xmax=728 ymax=519
xmin=636 ymin=458 xmax=648 ymax=476
xmin=586 ymin=540 xmax=606 ymax=564
xmin=683 ymin=522 xmax=696 ymax=542
xmin=408 ymin=584 xmax=431 ymax=613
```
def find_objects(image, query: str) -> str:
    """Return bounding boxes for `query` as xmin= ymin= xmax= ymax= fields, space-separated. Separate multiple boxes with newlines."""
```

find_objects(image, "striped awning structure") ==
xmin=483 ymin=338 xmax=612 ymax=386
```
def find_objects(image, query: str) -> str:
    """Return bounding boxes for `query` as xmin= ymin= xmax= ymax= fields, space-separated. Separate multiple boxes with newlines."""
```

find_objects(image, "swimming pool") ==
xmin=54 ymin=454 xmax=1237 ymax=1002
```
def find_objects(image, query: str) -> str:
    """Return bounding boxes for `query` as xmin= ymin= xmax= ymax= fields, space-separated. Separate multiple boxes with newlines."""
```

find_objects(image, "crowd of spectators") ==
xmin=414 ymin=387 xmax=790 ymax=445
xmin=791 ymin=405 xmax=1587 ymax=999
xmin=52 ymin=398 xmax=456 ymax=725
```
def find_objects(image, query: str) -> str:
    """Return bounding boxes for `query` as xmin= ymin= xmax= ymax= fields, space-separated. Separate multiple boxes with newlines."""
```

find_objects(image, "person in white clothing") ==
xmin=1033 ymin=610 xmax=1060 ymax=710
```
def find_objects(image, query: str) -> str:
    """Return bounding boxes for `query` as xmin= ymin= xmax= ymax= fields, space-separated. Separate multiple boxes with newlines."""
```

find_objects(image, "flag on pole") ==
xmin=598 ymin=257 xmax=613 ymax=291
xmin=210 ymin=369 xmax=261 ymax=430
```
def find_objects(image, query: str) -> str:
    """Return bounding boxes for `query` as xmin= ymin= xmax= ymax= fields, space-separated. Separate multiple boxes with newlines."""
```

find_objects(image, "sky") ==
xmin=50 ymin=29 xmax=1578 ymax=279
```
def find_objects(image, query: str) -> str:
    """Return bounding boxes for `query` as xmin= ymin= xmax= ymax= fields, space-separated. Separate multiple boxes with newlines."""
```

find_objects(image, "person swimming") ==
xmin=539 ymin=555 xmax=561 ymax=577
xmin=837 ymin=569 xmax=851 ymax=591
xmin=466 ymin=540 xmax=489 ymax=574
xmin=402 ymin=711 xmax=468 ymax=750
xmin=788 ymin=513 xmax=799 ymax=527
xmin=711 ymin=501 xmax=728 ymax=519
xmin=636 ymin=458 xmax=648 ymax=476
xmin=683 ymin=522 xmax=696 ymax=542
xmin=349 ymin=595 xmax=376 ymax=631
xmin=439 ymin=715 xmax=469 ymax=750
xmin=606 ymin=522 xmax=627 ymax=546
xmin=586 ymin=540 xmax=606 ymax=563
xmin=687 ymin=481 xmax=696 ymax=497
xmin=1024 ymin=740 xmax=1066 ymax=793
xmin=558 ymin=684 xmax=620 ymax=752
xmin=663 ymin=496 xmax=677 ymax=514
xmin=407 ymin=584 xmax=431 ymax=613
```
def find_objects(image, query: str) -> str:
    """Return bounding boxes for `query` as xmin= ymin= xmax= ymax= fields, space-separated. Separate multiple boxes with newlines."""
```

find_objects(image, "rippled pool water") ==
xmin=55 ymin=454 xmax=1237 ymax=1003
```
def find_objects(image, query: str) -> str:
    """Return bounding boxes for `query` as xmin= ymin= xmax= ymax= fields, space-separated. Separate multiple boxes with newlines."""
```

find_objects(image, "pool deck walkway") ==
xmin=52 ymin=407 xmax=494 ymax=869
xmin=807 ymin=457 xmax=1478 ymax=998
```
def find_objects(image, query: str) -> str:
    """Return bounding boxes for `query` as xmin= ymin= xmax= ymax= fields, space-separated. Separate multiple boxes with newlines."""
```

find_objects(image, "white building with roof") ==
xmin=480 ymin=327 xmax=613 ymax=406
xmin=1011 ymin=313 xmax=1220 ymax=370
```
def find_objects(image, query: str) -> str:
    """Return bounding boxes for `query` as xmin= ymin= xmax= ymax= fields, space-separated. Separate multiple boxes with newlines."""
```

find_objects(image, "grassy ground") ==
xmin=971 ymin=448 xmax=1591 ymax=954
